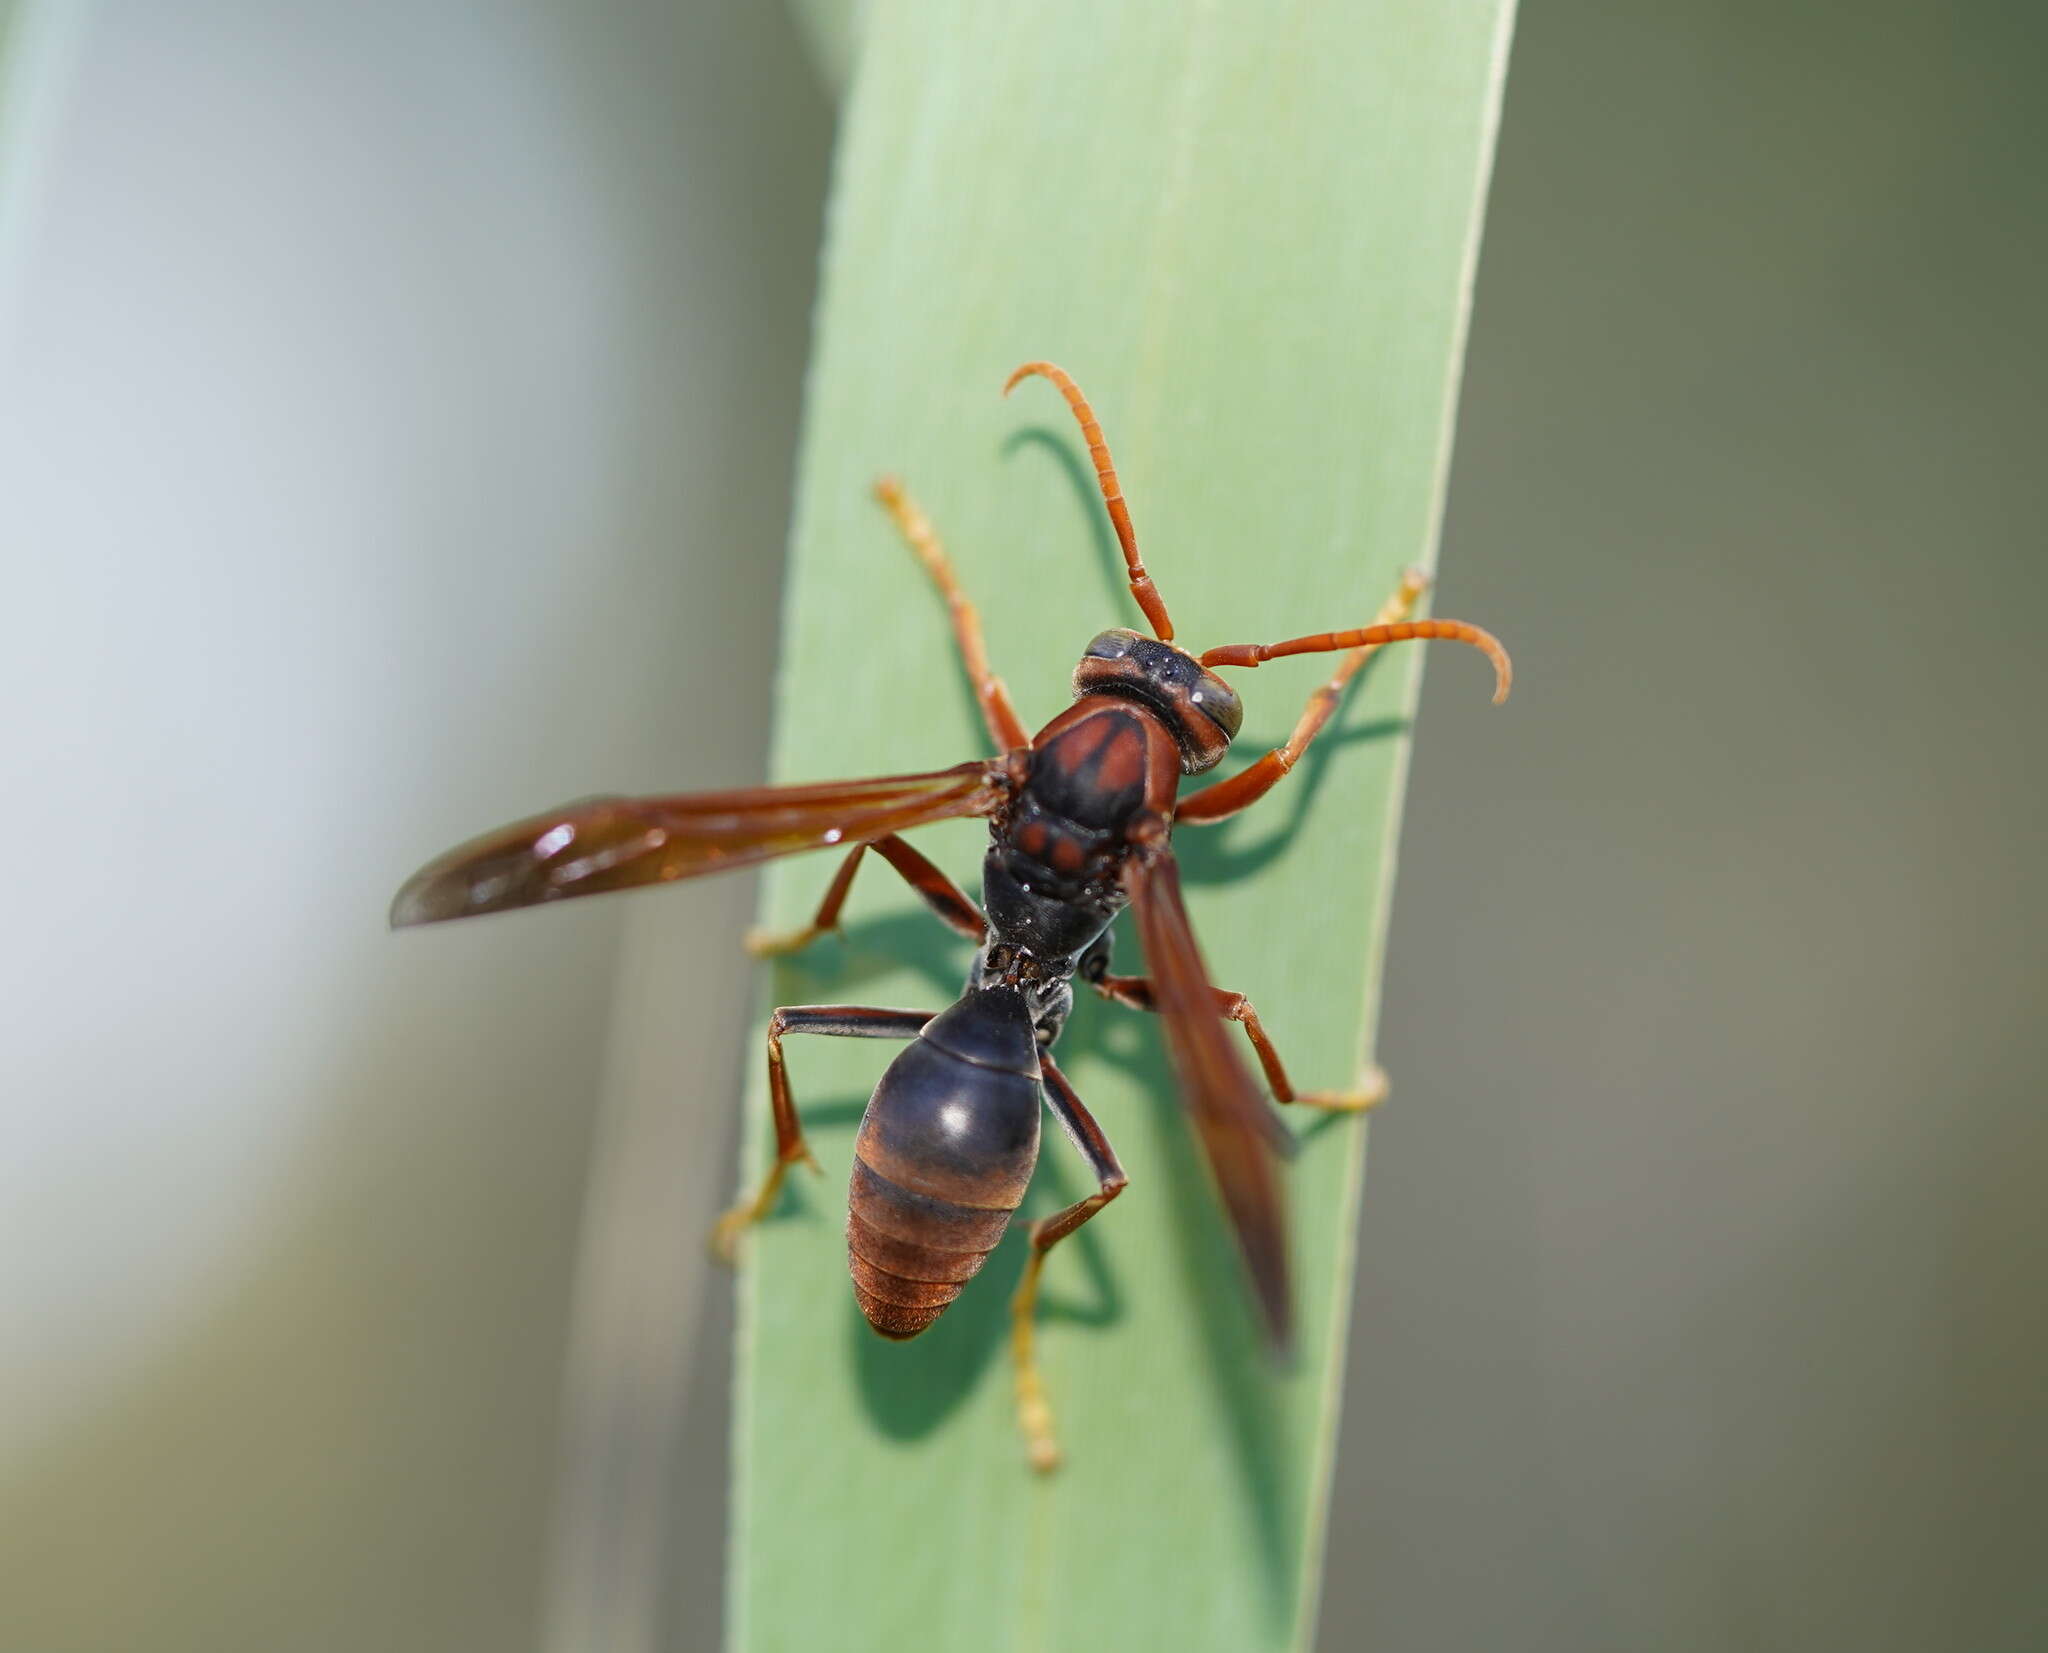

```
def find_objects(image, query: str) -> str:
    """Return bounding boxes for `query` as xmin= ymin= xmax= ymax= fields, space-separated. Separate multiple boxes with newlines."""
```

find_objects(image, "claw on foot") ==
xmin=745 ymin=924 xmax=831 ymax=958
xmin=1015 ymin=1363 xmax=1062 ymax=1474
xmin=1024 ymin=1415 xmax=1061 ymax=1475
xmin=709 ymin=1206 xmax=750 ymax=1266
xmin=1298 ymin=1064 xmax=1390 ymax=1113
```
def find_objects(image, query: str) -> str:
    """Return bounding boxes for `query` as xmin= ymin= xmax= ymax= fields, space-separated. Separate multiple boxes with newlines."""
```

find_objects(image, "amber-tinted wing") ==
xmin=391 ymin=760 xmax=1007 ymax=928
xmin=1126 ymin=848 xmax=1293 ymax=1352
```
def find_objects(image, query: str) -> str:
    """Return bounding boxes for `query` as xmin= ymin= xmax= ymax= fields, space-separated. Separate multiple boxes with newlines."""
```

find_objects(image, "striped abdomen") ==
xmin=848 ymin=988 xmax=1043 ymax=1339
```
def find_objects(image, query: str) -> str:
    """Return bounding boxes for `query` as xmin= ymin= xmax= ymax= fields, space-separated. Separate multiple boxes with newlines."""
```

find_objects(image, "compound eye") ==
xmin=1083 ymin=629 xmax=1141 ymax=660
xmin=1191 ymin=671 xmax=1243 ymax=738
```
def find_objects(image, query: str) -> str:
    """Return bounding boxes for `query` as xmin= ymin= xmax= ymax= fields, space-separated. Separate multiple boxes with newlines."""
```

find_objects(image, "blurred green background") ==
xmin=3 ymin=2 xmax=2041 ymax=1651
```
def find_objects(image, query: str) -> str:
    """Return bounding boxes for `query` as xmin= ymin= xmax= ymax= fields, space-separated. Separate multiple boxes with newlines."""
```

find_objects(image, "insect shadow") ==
xmin=1003 ymin=425 xmax=1131 ymax=621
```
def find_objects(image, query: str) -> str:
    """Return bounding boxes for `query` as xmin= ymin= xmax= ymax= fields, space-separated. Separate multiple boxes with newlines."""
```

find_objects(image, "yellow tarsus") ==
xmin=709 ymin=1151 xmax=819 ymax=1264
xmin=1011 ymin=1250 xmax=1062 ymax=1473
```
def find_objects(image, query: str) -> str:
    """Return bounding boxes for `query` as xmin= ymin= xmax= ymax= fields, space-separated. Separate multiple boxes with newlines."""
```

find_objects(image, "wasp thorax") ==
xmin=1071 ymin=629 xmax=1243 ymax=774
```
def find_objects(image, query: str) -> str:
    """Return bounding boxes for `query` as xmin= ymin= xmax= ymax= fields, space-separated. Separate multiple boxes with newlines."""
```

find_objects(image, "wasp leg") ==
xmin=1175 ymin=568 xmax=1428 ymax=825
xmin=745 ymin=834 xmax=987 ymax=958
xmin=873 ymin=475 xmax=1031 ymax=753
xmin=711 ymin=1005 xmax=935 ymax=1262
xmin=1094 ymin=974 xmax=1388 ymax=1112
xmin=1011 ymin=1054 xmax=1127 ymax=1473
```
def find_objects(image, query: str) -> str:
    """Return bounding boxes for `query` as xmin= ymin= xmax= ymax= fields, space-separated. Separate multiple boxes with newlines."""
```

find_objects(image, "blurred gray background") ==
xmin=2 ymin=2 xmax=2040 ymax=1651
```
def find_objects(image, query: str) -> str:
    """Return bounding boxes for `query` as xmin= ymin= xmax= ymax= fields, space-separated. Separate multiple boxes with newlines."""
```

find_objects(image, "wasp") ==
xmin=392 ymin=362 xmax=1510 ymax=1470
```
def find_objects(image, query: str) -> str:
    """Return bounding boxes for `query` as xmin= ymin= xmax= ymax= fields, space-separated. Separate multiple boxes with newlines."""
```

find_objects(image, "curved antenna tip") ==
xmin=1003 ymin=360 xmax=1053 ymax=396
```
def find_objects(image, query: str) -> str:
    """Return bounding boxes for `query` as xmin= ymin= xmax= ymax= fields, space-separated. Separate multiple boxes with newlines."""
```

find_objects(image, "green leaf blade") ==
xmin=732 ymin=3 xmax=1514 ymax=1647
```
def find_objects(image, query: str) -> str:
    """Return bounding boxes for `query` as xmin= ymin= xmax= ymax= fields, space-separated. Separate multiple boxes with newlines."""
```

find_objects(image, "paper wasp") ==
xmin=391 ymin=362 xmax=1510 ymax=1469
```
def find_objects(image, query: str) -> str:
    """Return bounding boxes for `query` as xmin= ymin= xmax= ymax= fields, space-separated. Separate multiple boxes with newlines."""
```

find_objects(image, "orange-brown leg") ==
xmin=1011 ymin=1054 xmax=1127 ymax=1472
xmin=746 ymin=833 xmax=987 ymax=957
xmin=711 ymin=1005 xmax=933 ymax=1262
xmin=1093 ymin=974 xmax=1388 ymax=1112
xmin=1176 ymin=569 xmax=1430 ymax=825
xmin=873 ymin=476 xmax=1031 ymax=753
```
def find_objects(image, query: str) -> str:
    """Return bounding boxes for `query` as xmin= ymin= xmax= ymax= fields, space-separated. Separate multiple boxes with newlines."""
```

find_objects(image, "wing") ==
xmin=1126 ymin=847 xmax=1294 ymax=1352
xmin=392 ymin=759 xmax=1007 ymax=928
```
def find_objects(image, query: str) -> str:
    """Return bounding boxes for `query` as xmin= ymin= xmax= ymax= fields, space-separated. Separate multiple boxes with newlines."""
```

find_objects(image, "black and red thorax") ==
xmin=976 ymin=697 xmax=1178 ymax=984
xmin=973 ymin=630 xmax=1244 ymax=1008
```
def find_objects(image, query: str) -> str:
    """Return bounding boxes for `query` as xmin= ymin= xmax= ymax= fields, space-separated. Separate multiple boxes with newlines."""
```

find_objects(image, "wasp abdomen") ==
xmin=848 ymin=989 xmax=1042 ymax=1339
xmin=847 ymin=1160 xmax=1012 ymax=1338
